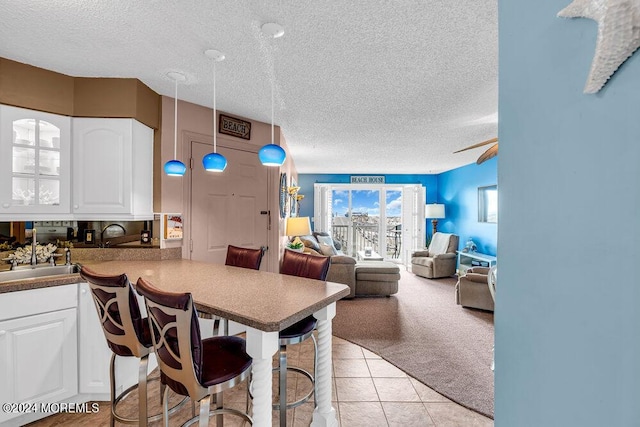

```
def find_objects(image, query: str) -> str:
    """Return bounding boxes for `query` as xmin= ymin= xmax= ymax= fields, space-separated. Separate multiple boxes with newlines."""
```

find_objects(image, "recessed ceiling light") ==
xmin=166 ymin=71 xmax=186 ymax=82
xmin=204 ymin=49 xmax=225 ymax=61
xmin=261 ymin=22 xmax=285 ymax=38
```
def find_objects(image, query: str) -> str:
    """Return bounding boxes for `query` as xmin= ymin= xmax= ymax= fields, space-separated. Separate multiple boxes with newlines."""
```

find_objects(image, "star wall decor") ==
xmin=558 ymin=0 xmax=640 ymax=93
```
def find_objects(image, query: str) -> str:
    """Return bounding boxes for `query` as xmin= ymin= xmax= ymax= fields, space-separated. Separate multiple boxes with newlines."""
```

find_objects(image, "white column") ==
xmin=245 ymin=327 xmax=279 ymax=427
xmin=311 ymin=302 xmax=339 ymax=427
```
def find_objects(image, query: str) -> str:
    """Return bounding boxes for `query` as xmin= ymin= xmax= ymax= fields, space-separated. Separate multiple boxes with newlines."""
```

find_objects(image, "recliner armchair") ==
xmin=455 ymin=266 xmax=495 ymax=311
xmin=411 ymin=232 xmax=459 ymax=279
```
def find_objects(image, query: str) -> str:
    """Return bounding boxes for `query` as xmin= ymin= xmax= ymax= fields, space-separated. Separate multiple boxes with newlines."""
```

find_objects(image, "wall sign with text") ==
xmin=219 ymin=114 xmax=251 ymax=140
xmin=350 ymin=176 xmax=385 ymax=184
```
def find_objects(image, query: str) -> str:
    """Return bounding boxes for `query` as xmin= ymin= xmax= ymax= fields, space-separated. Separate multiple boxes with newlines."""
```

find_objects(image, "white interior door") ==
xmin=190 ymin=141 xmax=269 ymax=266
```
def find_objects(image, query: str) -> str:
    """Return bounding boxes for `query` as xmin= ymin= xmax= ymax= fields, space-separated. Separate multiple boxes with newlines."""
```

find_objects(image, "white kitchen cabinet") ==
xmin=0 ymin=105 xmax=71 ymax=218
xmin=0 ymin=285 xmax=78 ymax=425
xmin=72 ymin=118 xmax=153 ymax=220
xmin=78 ymin=282 xmax=111 ymax=395
xmin=78 ymin=282 xmax=156 ymax=398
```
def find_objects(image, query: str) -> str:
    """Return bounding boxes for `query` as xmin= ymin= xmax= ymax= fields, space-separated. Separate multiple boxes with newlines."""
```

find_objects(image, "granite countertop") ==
xmin=0 ymin=271 xmax=83 ymax=294
xmin=0 ymin=259 xmax=351 ymax=332
xmin=0 ymin=246 xmax=182 ymax=293
xmin=86 ymin=259 xmax=350 ymax=332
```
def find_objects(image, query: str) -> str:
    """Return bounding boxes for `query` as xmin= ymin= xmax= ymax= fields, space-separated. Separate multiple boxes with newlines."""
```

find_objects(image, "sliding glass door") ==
xmin=314 ymin=183 xmax=424 ymax=264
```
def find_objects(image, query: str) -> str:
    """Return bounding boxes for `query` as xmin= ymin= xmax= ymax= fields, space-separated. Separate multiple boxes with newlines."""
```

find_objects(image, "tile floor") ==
xmin=28 ymin=335 xmax=493 ymax=426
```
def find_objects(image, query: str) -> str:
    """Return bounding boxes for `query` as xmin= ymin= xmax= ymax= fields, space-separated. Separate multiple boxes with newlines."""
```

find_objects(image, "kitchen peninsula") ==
xmin=0 ymin=258 xmax=350 ymax=427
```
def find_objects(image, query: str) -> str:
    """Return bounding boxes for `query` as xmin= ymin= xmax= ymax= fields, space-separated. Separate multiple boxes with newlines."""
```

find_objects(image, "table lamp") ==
xmin=285 ymin=216 xmax=311 ymax=250
xmin=425 ymin=203 xmax=446 ymax=237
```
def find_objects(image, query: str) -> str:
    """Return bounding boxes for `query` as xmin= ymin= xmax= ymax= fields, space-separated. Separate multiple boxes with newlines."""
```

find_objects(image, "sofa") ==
xmin=300 ymin=232 xmax=358 ymax=298
xmin=300 ymin=232 xmax=399 ymax=298
xmin=411 ymin=232 xmax=459 ymax=279
xmin=455 ymin=266 xmax=495 ymax=311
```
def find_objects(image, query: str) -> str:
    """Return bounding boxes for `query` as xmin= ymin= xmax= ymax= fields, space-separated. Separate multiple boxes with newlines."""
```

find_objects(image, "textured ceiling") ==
xmin=0 ymin=0 xmax=498 ymax=174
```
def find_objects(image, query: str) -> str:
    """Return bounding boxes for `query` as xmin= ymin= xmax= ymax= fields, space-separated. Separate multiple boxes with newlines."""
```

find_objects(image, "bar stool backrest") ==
xmin=136 ymin=277 xmax=207 ymax=401
xmin=80 ymin=266 xmax=150 ymax=358
xmin=280 ymin=249 xmax=331 ymax=281
xmin=225 ymin=245 xmax=264 ymax=270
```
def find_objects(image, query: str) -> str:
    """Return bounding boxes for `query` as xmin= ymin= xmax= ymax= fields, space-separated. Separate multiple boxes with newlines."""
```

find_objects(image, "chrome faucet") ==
xmin=31 ymin=228 xmax=37 ymax=267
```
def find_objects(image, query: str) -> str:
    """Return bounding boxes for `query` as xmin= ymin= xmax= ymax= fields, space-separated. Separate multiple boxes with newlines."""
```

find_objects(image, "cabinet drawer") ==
xmin=0 ymin=284 xmax=78 ymax=321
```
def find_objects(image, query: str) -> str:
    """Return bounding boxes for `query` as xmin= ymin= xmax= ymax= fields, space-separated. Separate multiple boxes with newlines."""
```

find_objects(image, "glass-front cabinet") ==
xmin=0 ymin=105 xmax=71 ymax=216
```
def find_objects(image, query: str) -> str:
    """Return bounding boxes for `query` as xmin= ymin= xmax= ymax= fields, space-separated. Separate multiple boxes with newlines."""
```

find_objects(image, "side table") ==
xmin=456 ymin=251 xmax=496 ymax=275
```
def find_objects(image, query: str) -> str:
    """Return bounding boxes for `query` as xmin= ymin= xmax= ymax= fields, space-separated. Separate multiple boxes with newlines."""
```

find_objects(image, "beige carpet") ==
xmin=332 ymin=269 xmax=495 ymax=418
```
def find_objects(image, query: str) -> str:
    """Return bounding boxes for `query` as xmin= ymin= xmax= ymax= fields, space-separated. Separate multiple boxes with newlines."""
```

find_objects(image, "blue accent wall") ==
xmin=298 ymin=162 xmax=497 ymax=257
xmin=437 ymin=157 xmax=497 ymax=256
xmin=297 ymin=174 xmax=439 ymax=221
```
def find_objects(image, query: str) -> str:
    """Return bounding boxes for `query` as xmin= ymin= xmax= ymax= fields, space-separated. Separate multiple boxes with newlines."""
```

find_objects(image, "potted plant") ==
xmin=287 ymin=241 xmax=304 ymax=252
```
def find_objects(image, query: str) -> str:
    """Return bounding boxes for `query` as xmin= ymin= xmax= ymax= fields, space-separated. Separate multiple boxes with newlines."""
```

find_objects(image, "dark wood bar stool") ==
xmin=136 ymin=277 xmax=253 ymax=426
xmin=80 ymin=267 xmax=185 ymax=426
xmin=275 ymin=250 xmax=331 ymax=427
xmin=200 ymin=245 xmax=265 ymax=336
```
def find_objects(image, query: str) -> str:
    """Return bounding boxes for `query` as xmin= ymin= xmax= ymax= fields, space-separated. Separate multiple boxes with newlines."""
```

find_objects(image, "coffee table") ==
xmin=357 ymin=250 xmax=384 ymax=261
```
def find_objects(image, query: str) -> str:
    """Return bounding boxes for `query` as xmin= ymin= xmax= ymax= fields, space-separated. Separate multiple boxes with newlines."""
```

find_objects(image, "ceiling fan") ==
xmin=454 ymin=137 xmax=498 ymax=165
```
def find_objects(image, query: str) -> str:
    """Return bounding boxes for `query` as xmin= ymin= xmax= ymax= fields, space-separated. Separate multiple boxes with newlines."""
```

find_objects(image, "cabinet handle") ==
xmin=81 ymin=288 xmax=87 ymax=294
xmin=1 ymin=203 xmax=8 ymax=209
xmin=0 ymin=331 xmax=6 ymax=336
xmin=73 ymin=205 xmax=79 ymax=209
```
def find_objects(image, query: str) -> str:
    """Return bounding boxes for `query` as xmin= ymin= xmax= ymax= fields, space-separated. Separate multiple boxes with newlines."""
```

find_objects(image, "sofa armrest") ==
xmin=412 ymin=250 xmax=430 ymax=258
xmin=467 ymin=267 xmax=490 ymax=275
xmin=327 ymin=256 xmax=356 ymax=298
xmin=330 ymin=255 xmax=357 ymax=265
xmin=464 ymin=273 xmax=489 ymax=283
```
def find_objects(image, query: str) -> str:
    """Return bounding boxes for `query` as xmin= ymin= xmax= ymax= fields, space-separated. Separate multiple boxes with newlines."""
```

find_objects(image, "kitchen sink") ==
xmin=0 ymin=264 xmax=80 ymax=282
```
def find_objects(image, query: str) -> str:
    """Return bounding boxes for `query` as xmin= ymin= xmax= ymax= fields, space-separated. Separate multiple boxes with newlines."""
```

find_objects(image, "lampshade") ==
xmin=164 ymin=159 xmax=187 ymax=176
xmin=286 ymin=216 xmax=311 ymax=237
xmin=259 ymin=144 xmax=286 ymax=166
xmin=202 ymin=152 xmax=227 ymax=172
xmin=425 ymin=203 xmax=446 ymax=219
xmin=202 ymin=49 xmax=227 ymax=172
xmin=164 ymin=71 xmax=186 ymax=177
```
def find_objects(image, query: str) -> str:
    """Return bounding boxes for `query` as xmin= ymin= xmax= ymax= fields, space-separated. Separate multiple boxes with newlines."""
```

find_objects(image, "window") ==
xmin=314 ymin=183 xmax=425 ymax=263
xmin=478 ymin=185 xmax=498 ymax=223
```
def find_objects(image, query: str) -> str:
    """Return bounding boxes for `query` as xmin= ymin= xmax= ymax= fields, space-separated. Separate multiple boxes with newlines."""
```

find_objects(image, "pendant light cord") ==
xmin=271 ymin=65 xmax=276 ymax=144
xmin=173 ymin=77 xmax=178 ymax=159
xmin=213 ymin=60 xmax=217 ymax=153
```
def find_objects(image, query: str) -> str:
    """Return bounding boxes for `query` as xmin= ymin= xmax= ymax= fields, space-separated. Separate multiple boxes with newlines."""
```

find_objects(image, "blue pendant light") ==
xmin=202 ymin=50 xmax=227 ymax=172
xmin=258 ymin=144 xmax=286 ymax=166
xmin=164 ymin=72 xmax=187 ymax=176
xmin=164 ymin=159 xmax=187 ymax=176
xmin=259 ymin=23 xmax=286 ymax=167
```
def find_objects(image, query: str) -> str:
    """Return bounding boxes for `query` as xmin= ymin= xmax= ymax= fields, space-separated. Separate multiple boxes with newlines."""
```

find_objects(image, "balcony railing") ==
xmin=332 ymin=224 xmax=401 ymax=259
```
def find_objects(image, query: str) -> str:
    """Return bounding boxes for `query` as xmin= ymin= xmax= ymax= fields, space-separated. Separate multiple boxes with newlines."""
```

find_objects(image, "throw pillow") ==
xmin=300 ymin=235 xmax=320 ymax=252
xmin=319 ymin=243 xmax=337 ymax=256
xmin=316 ymin=234 xmax=336 ymax=250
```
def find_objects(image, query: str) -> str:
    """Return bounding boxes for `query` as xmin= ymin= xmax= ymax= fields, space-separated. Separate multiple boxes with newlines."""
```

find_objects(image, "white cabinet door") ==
xmin=0 ymin=105 xmax=71 ymax=217
xmin=72 ymin=118 xmax=153 ymax=219
xmin=78 ymin=283 xmax=111 ymax=395
xmin=0 ymin=308 xmax=78 ymax=424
